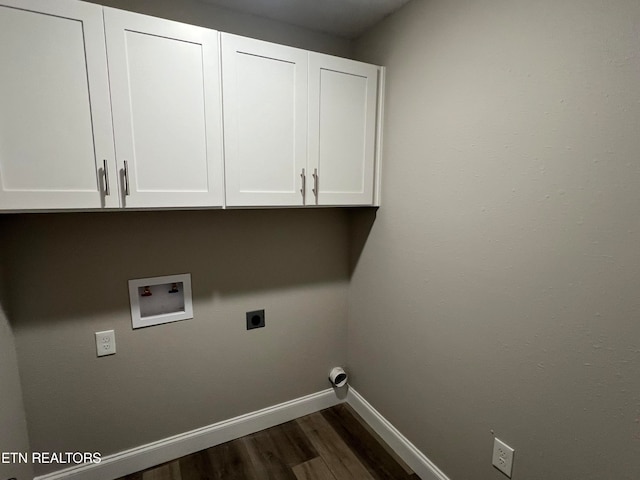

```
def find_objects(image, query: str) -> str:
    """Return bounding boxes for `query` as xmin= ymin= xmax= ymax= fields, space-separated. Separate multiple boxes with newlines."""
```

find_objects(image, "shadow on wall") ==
xmin=1 ymin=208 xmax=351 ymax=327
xmin=348 ymin=207 xmax=378 ymax=278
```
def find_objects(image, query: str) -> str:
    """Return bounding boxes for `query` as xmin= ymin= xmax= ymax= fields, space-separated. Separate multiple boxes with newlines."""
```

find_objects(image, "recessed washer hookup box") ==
xmin=128 ymin=273 xmax=193 ymax=329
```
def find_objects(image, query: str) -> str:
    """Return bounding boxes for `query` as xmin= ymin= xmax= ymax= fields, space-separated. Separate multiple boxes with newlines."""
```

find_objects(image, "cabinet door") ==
xmin=104 ymin=8 xmax=224 ymax=208
xmin=308 ymin=54 xmax=379 ymax=206
xmin=222 ymin=34 xmax=308 ymax=207
xmin=0 ymin=0 xmax=117 ymax=210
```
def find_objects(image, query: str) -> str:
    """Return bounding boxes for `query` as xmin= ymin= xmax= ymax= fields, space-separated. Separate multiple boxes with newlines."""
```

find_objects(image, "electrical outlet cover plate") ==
xmin=492 ymin=437 xmax=515 ymax=478
xmin=95 ymin=330 xmax=116 ymax=357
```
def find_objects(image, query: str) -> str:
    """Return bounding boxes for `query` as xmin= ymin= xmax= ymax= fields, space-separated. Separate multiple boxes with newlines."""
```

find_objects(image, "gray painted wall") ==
xmin=6 ymin=210 xmax=348 ymax=476
xmin=350 ymin=0 xmax=640 ymax=479
xmin=0 ymin=219 xmax=33 ymax=480
xmin=5 ymin=1 xmax=639 ymax=479
xmin=85 ymin=0 xmax=353 ymax=57
xmin=2 ymin=3 xmax=353 ymax=476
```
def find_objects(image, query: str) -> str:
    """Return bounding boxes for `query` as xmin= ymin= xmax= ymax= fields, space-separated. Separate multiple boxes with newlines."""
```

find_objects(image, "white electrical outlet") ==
xmin=95 ymin=330 xmax=116 ymax=357
xmin=492 ymin=437 xmax=515 ymax=478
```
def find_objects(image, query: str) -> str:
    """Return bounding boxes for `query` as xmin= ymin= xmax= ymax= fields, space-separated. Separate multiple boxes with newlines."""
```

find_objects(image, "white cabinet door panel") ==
xmin=309 ymin=54 xmax=379 ymax=206
xmin=0 ymin=0 xmax=117 ymax=209
xmin=104 ymin=8 xmax=223 ymax=208
xmin=222 ymin=34 xmax=307 ymax=207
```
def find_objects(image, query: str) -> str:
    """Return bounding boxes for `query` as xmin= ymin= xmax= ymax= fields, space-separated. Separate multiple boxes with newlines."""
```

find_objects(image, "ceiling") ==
xmin=198 ymin=0 xmax=413 ymax=38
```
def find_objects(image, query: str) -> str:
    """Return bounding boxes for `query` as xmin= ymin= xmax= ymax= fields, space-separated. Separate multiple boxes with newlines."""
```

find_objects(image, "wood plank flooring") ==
xmin=117 ymin=403 xmax=421 ymax=480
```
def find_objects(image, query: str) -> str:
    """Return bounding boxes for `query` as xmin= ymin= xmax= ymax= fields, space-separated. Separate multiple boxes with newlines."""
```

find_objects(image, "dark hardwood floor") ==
xmin=117 ymin=403 xmax=421 ymax=480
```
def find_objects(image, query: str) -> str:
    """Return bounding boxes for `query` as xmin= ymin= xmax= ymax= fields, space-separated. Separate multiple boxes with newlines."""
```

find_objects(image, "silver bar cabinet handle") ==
xmin=103 ymin=159 xmax=110 ymax=196
xmin=312 ymin=168 xmax=318 ymax=204
xmin=123 ymin=160 xmax=130 ymax=196
xmin=300 ymin=168 xmax=306 ymax=204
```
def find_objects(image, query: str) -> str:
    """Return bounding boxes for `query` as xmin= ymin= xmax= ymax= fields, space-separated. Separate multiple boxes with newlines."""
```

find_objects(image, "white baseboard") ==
xmin=35 ymin=387 xmax=448 ymax=480
xmin=34 ymin=389 xmax=342 ymax=480
xmin=347 ymin=387 xmax=450 ymax=480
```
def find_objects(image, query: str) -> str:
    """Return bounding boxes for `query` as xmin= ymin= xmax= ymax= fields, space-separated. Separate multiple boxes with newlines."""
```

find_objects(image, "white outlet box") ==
xmin=128 ymin=273 xmax=193 ymax=329
xmin=95 ymin=330 xmax=116 ymax=357
xmin=492 ymin=437 xmax=515 ymax=478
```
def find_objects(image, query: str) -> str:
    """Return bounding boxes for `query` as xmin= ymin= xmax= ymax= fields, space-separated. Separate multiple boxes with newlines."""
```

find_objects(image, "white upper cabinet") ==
xmin=222 ymin=34 xmax=308 ymax=207
xmin=308 ymin=53 xmax=379 ymax=206
xmin=104 ymin=8 xmax=224 ymax=208
xmin=221 ymin=35 xmax=382 ymax=208
xmin=0 ymin=0 xmax=382 ymax=211
xmin=0 ymin=0 xmax=117 ymax=209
